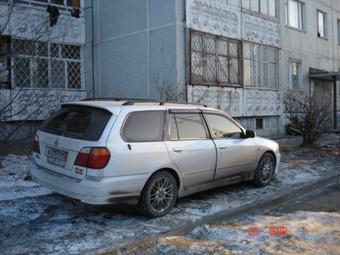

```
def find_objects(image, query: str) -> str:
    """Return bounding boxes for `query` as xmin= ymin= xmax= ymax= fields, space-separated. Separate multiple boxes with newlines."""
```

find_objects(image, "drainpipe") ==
xmin=91 ymin=0 xmax=95 ymax=99
xmin=334 ymin=77 xmax=337 ymax=129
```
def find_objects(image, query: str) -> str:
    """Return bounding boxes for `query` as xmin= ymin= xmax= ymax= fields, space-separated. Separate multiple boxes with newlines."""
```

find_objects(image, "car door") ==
xmin=164 ymin=111 xmax=217 ymax=188
xmin=203 ymin=113 xmax=257 ymax=180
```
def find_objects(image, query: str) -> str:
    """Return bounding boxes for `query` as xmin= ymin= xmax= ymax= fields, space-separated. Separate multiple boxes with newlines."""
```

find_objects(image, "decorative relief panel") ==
xmin=188 ymin=85 xmax=243 ymax=117
xmin=9 ymin=6 xmax=85 ymax=44
xmin=8 ymin=89 xmax=87 ymax=121
xmin=242 ymin=13 xmax=281 ymax=47
xmin=188 ymin=85 xmax=281 ymax=117
xmin=243 ymin=89 xmax=281 ymax=116
xmin=186 ymin=0 xmax=241 ymax=40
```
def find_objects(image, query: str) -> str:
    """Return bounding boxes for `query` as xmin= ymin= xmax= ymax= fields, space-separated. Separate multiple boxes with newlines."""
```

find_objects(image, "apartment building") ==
xmin=0 ymin=0 xmax=86 ymax=140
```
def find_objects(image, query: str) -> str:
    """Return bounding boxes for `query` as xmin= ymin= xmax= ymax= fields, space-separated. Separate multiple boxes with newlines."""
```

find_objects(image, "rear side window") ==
xmin=173 ymin=113 xmax=208 ymax=140
xmin=41 ymin=105 xmax=112 ymax=141
xmin=122 ymin=111 xmax=165 ymax=142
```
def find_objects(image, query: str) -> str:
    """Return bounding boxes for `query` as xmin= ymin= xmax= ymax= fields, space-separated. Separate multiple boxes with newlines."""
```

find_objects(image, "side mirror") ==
xmin=245 ymin=130 xmax=256 ymax=138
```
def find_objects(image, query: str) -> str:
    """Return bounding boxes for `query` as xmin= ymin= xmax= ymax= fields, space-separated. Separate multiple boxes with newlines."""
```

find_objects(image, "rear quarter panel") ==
xmin=104 ymin=107 xmax=182 ymax=183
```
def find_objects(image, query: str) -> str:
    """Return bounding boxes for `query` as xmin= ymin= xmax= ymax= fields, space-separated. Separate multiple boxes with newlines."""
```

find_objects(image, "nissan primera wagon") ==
xmin=32 ymin=99 xmax=280 ymax=217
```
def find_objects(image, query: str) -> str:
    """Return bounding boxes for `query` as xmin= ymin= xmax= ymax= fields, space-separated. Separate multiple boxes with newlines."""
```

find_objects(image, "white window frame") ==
xmin=243 ymin=42 xmax=279 ymax=89
xmin=14 ymin=0 xmax=82 ymax=10
xmin=242 ymin=0 xmax=277 ymax=18
xmin=12 ymin=39 xmax=83 ymax=90
xmin=286 ymin=0 xmax=305 ymax=32
xmin=317 ymin=10 xmax=328 ymax=39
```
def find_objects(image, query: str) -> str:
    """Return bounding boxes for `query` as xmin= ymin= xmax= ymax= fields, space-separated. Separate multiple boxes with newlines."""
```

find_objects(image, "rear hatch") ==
xmin=35 ymin=104 xmax=115 ymax=179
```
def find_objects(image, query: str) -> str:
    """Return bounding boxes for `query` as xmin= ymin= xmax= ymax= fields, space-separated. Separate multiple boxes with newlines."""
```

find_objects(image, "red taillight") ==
xmin=33 ymin=135 xmax=40 ymax=154
xmin=74 ymin=147 xmax=110 ymax=169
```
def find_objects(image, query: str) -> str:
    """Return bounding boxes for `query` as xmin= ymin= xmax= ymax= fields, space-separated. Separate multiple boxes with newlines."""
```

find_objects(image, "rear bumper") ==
xmin=32 ymin=163 xmax=148 ymax=205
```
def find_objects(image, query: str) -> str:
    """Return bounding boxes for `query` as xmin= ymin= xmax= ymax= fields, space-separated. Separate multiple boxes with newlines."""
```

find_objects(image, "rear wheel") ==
xmin=138 ymin=171 xmax=178 ymax=218
xmin=253 ymin=152 xmax=276 ymax=186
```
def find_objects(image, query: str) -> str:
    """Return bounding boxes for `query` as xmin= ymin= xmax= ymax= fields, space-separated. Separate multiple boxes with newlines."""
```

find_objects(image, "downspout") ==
xmin=91 ymin=0 xmax=95 ymax=99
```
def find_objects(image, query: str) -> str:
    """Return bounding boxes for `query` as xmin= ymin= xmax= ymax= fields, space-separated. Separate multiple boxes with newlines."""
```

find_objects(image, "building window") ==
xmin=338 ymin=20 xmax=340 ymax=44
xmin=0 ymin=36 xmax=10 ymax=89
xmin=256 ymin=118 xmax=263 ymax=130
xmin=243 ymin=42 xmax=278 ymax=89
xmin=190 ymin=31 xmax=241 ymax=87
xmin=286 ymin=0 xmax=305 ymax=31
xmin=317 ymin=10 xmax=327 ymax=39
xmin=242 ymin=0 xmax=277 ymax=17
xmin=289 ymin=60 xmax=302 ymax=90
xmin=12 ymin=39 xmax=82 ymax=89
xmin=17 ymin=0 xmax=80 ymax=8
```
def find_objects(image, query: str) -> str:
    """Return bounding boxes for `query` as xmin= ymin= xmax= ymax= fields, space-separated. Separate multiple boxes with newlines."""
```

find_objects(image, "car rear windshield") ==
xmin=40 ymin=105 xmax=112 ymax=141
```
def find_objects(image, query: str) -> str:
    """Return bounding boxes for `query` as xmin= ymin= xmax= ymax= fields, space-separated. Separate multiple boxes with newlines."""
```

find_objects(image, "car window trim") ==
xmin=120 ymin=110 xmax=166 ymax=143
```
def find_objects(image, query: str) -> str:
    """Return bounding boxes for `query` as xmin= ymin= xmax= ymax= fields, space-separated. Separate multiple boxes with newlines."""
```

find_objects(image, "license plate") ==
xmin=45 ymin=146 xmax=68 ymax=168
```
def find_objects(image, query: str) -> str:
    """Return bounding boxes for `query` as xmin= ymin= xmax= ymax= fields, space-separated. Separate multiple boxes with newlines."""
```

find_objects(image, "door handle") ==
xmin=173 ymin=148 xmax=184 ymax=153
xmin=219 ymin=145 xmax=227 ymax=150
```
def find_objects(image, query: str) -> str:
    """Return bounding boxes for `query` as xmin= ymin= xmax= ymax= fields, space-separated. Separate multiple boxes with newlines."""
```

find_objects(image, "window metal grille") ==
xmin=190 ymin=30 xmax=241 ymax=87
xmin=12 ymin=39 xmax=82 ymax=90
xmin=15 ymin=0 xmax=80 ymax=8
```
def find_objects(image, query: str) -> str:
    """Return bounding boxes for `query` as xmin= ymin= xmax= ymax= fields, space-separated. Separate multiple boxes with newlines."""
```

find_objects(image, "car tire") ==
xmin=138 ymin=171 xmax=178 ymax=218
xmin=253 ymin=152 xmax=276 ymax=187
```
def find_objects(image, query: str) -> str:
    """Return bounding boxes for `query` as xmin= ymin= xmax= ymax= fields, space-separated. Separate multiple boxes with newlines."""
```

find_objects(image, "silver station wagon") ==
xmin=32 ymin=99 xmax=281 ymax=217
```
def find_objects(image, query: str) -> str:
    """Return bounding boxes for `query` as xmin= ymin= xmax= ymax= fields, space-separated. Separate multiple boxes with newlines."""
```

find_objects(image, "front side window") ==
xmin=243 ymin=42 xmax=278 ymax=89
xmin=122 ymin=111 xmax=165 ymax=142
xmin=286 ymin=0 xmax=305 ymax=31
xmin=204 ymin=114 xmax=242 ymax=139
xmin=317 ymin=10 xmax=327 ymax=39
xmin=289 ymin=60 xmax=302 ymax=89
xmin=172 ymin=113 xmax=208 ymax=140
xmin=191 ymin=31 xmax=241 ymax=87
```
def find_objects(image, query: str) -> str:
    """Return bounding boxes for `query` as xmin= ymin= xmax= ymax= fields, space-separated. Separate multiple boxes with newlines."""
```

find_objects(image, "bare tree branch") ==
xmin=284 ymin=92 xmax=332 ymax=145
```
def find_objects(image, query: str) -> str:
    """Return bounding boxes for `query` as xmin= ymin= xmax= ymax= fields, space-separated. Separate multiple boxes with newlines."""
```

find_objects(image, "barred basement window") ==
xmin=12 ymin=39 xmax=82 ymax=90
xmin=243 ymin=42 xmax=278 ymax=89
xmin=190 ymin=30 xmax=241 ymax=87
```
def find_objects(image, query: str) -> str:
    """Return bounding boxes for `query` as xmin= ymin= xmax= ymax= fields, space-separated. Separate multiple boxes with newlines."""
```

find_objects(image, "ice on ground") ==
xmin=0 ymin=154 xmax=52 ymax=201
xmin=0 ymin=134 xmax=339 ymax=254
xmin=157 ymin=211 xmax=340 ymax=255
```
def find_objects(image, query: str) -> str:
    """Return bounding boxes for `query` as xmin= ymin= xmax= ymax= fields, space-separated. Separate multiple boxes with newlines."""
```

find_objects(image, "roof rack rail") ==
xmin=80 ymin=97 xmax=208 ymax=107
xmin=159 ymin=101 xmax=208 ymax=108
xmin=122 ymin=99 xmax=160 ymax=106
xmin=80 ymin=97 xmax=155 ymax=102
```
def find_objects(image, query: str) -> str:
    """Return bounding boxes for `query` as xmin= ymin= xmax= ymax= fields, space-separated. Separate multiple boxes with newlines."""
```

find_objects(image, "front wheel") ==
xmin=253 ymin=152 xmax=276 ymax=187
xmin=138 ymin=171 xmax=178 ymax=218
